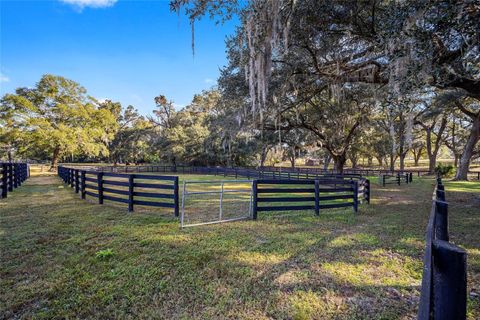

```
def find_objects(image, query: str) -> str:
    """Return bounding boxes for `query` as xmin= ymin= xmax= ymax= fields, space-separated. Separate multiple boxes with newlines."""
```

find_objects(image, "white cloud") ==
xmin=204 ymin=78 xmax=216 ymax=84
xmin=60 ymin=0 xmax=117 ymax=10
xmin=0 ymin=73 xmax=9 ymax=83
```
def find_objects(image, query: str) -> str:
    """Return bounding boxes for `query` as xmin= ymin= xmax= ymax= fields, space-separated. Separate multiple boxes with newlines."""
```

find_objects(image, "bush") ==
xmin=435 ymin=163 xmax=454 ymax=177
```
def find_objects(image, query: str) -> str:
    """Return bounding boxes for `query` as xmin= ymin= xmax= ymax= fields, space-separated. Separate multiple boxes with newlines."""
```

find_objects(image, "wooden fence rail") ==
xmin=381 ymin=172 xmax=413 ymax=186
xmin=0 ymin=162 xmax=29 ymax=198
xmin=252 ymin=178 xmax=366 ymax=219
xmin=418 ymin=178 xmax=467 ymax=320
xmin=58 ymin=166 xmax=179 ymax=216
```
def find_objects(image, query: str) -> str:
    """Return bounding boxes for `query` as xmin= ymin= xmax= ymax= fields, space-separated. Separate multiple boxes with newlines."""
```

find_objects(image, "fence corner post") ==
xmin=174 ymin=176 xmax=179 ymax=217
xmin=252 ymin=180 xmax=258 ymax=220
xmin=314 ymin=179 xmax=320 ymax=216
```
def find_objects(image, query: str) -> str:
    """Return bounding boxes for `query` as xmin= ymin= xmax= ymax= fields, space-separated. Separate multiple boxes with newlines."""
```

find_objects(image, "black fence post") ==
xmin=409 ymin=172 xmax=413 ymax=183
xmin=435 ymin=201 xmax=449 ymax=241
xmin=70 ymin=169 xmax=75 ymax=188
xmin=432 ymin=240 xmax=467 ymax=320
xmin=314 ymin=180 xmax=320 ymax=216
xmin=97 ymin=172 xmax=104 ymax=204
xmin=353 ymin=181 xmax=359 ymax=213
xmin=174 ymin=176 xmax=179 ymax=217
xmin=1 ymin=164 xmax=7 ymax=198
xmin=128 ymin=174 xmax=134 ymax=212
xmin=75 ymin=170 xmax=79 ymax=193
xmin=436 ymin=189 xmax=446 ymax=201
xmin=12 ymin=164 xmax=18 ymax=188
xmin=397 ymin=174 xmax=400 ymax=186
xmin=8 ymin=164 xmax=13 ymax=192
xmin=81 ymin=171 xmax=86 ymax=199
xmin=382 ymin=174 xmax=385 ymax=187
xmin=252 ymin=180 xmax=258 ymax=220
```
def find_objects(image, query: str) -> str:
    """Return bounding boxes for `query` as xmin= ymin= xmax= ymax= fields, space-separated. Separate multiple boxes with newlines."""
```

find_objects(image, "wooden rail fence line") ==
xmin=0 ymin=162 xmax=29 ymax=199
xmin=251 ymin=178 xmax=369 ymax=219
xmin=58 ymin=166 xmax=179 ymax=216
xmin=418 ymin=177 xmax=467 ymax=320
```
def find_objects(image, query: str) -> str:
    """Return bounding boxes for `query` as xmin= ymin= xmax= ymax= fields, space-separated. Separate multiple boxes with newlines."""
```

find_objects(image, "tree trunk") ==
xmin=50 ymin=146 xmax=60 ymax=171
xmin=376 ymin=156 xmax=383 ymax=167
xmin=455 ymin=116 xmax=480 ymax=180
xmin=350 ymin=156 xmax=358 ymax=169
xmin=389 ymin=153 xmax=395 ymax=172
xmin=367 ymin=156 xmax=373 ymax=167
xmin=323 ymin=154 xmax=331 ymax=171
xmin=454 ymin=154 xmax=460 ymax=167
xmin=399 ymin=152 xmax=407 ymax=171
xmin=7 ymin=149 xmax=13 ymax=162
xmin=290 ymin=146 xmax=296 ymax=168
xmin=260 ymin=147 xmax=268 ymax=168
xmin=332 ymin=154 xmax=346 ymax=174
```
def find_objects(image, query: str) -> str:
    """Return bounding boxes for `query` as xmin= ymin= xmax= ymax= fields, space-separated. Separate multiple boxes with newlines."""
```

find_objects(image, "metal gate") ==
xmin=180 ymin=180 xmax=253 ymax=227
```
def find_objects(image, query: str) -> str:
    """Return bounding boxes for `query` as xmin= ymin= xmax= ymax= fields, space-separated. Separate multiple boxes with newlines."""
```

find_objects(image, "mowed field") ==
xmin=1 ymin=171 xmax=479 ymax=319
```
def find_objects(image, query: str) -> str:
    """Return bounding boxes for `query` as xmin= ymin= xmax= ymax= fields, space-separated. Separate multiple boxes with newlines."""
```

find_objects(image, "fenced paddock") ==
xmin=1 ymin=162 xmax=29 ymax=198
xmin=418 ymin=178 xmax=467 ymax=320
xmin=58 ymin=166 xmax=179 ymax=216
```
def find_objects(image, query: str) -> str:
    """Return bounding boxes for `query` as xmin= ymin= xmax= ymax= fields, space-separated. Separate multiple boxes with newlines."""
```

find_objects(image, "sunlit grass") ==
xmin=0 ymin=174 xmax=479 ymax=319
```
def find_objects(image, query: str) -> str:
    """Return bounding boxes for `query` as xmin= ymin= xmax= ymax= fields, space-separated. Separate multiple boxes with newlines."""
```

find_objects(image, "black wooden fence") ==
xmin=381 ymin=172 xmax=413 ymax=186
xmin=58 ymin=166 xmax=179 ymax=216
xmin=90 ymin=165 xmax=365 ymax=181
xmin=418 ymin=178 xmax=467 ymax=320
xmin=252 ymin=178 xmax=369 ymax=219
xmin=0 ymin=162 xmax=29 ymax=198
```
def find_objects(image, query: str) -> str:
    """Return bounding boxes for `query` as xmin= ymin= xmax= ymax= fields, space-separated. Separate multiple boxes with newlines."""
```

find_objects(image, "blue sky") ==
xmin=0 ymin=0 xmax=238 ymax=114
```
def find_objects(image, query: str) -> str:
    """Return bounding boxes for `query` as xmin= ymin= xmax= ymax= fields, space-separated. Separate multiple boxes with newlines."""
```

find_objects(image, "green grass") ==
xmin=1 ymin=174 xmax=479 ymax=319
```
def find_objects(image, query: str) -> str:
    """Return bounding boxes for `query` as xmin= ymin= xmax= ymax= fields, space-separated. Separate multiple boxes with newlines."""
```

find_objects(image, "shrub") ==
xmin=435 ymin=163 xmax=454 ymax=178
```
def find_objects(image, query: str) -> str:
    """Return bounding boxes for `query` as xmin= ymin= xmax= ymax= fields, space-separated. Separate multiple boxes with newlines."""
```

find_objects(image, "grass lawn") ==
xmin=1 ymin=172 xmax=479 ymax=319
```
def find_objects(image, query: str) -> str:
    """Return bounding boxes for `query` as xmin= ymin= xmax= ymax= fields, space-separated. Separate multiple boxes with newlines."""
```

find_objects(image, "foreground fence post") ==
xmin=128 ymin=174 xmax=134 ymax=212
xmin=97 ymin=172 xmax=104 ymax=204
xmin=252 ymin=180 xmax=258 ymax=220
xmin=314 ymin=179 xmax=320 ymax=216
xmin=433 ymin=240 xmax=467 ymax=320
